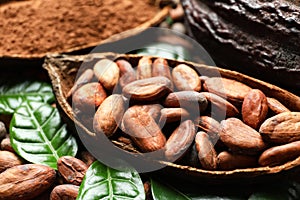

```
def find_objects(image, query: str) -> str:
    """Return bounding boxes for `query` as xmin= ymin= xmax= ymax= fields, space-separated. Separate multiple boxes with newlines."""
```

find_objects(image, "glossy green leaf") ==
xmin=0 ymin=81 xmax=54 ymax=114
xmin=151 ymin=178 xmax=190 ymax=200
xmin=10 ymin=101 xmax=77 ymax=170
xmin=77 ymin=161 xmax=145 ymax=200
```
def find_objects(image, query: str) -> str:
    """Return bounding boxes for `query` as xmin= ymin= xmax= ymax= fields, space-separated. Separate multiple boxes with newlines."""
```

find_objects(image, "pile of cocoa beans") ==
xmin=70 ymin=55 xmax=300 ymax=171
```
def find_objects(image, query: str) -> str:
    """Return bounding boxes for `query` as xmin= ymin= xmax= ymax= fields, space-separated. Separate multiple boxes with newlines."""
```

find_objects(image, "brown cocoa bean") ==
xmin=93 ymin=94 xmax=125 ymax=137
xmin=0 ymin=151 xmax=23 ymax=173
xmin=201 ymin=92 xmax=239 ymax=117
xmin=93 ymin=59 xmax=120 ymax=90
xmin=57 ymin=156 xmax=88 ymax=186
xmin=79 ymin=151 xmax=96 ymax=167
xmin=0 ymin=164 xmax=56 ymax=200
xmin=0 ymin=121 xmax=6 ymax=140
xmin=217 ymin=151 xmax=257 ymax=170
xmin=122 ymin=77 xmax=172 ymax=101
xmin=163 ymin=91 xmax=208 ymax=114
xmin=137 ymin=56 xmax=152 ymax=80
xmin=220 ymin=118 xmax=266 ymax=155
xmin=195 ymin=131 xmax=218 ymax=170
xmin=116 ymin=59 xmax=136 ymax=88
xmin=267 ymin=97 xmax=290 ymax=114
xmin=50 ymin=184 xmax=79 ymax=200
xmin=259 ymin=112 xmax=300 ymax=144
xmin=242 ymin=89 xmax=268 ymax=130
xmin=203 ymin=77 xmax=252 ymax=105
xmin=0 ymin=138 xmax=14 ymax=152
xmin=67 ymin=69 xmax=94 ymax=98
xmin=159 ymin=107 xmax=190 ymax=124
xmin=258 ymin=140 xmax=300 ymax=167
xmin=196 ymin=116 xmax=220 ymax=143
xmin=122 ymin=106 xmax=166 ymax=152
xmin=72 ymin=82 xmax=107 ymax=111
xmin=172 ymin=64 xmax=201 ymax=91
xmin=165 ymin=120 xmax=196 ymax=161
xmin=152 ymin=58 xmax=172 ymax=81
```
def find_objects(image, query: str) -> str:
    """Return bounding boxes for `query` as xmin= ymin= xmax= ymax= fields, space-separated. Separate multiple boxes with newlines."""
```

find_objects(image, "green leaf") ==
xmin=77 ymin=161 xmax=145 ymax=200
xmin=0 ymin=81 xmax=54 ymax=114
xmin=10 ymin=101 xmax=77 ymax=170
xmin=151 ymin=178 xmax=190 ymax=200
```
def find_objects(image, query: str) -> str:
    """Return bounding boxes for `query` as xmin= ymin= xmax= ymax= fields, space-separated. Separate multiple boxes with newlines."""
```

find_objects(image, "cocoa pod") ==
xmin=201 ymin=92 xmax=239 ymax=117
xmin=267 ymin=97 xmax=290 ymax=114
xmin=172 ymin=64 xmax=201 ymax=91
xmin=67 ymin=69 xmax=94 ymax=98
xmin=152 ymin=58 xmax=172 ymax=82
xmin=220 ymin=118 xmax=267 ymax=155
xmin=116 ymin=59 xmax=136 ymax=88
xmin=165 ymin=120 xmax=196 ymax=161
xmin=93 ymin=59 xmax=120 ymax=90
xmin=137 ymin=56 xmax=152 ymax=80
xmin=259 ymin=112 xmax=300 ymax=144
xmin=195 ymin=116 xmax=220 ymax=143
xmin=122 ymin=76 xmax=172 ymax=101
xmin=0 ymin=151 xmax=23 ymax=173
xmin=57 ymin=156 xmax=88 ymax=186
xmin=242 ymin=89 xmax=268 ymax=130
xmin=0 ymin=138 xmax=14 ymax=152
xmin=163 ymin=91 xmax=208 ymax=114
xmin=195 ymin=131 xmax=217 ymax=170
xmin=159 ymin=107 xmax=190 ymax=124
xmin=203 ymin=77 xmax=251 ymax=106
xmin=93 ymin=94 xmax=125 ymax=137
xmin=50 ymin=184 xmax=79 ymax=200
xmin=122 ymin=106 xmax=166 ymax=152
xmin=217 ymin=151 xmax=257 ymax=170
xmin=0 ymin=164 xmax=56 ymax=200
xmin=259 ymin=140 xmax=300 ymax=167
xmin=72 ymin=82 xmax=107 ymax=111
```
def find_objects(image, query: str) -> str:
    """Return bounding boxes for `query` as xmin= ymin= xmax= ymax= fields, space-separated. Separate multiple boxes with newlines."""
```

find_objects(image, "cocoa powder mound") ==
xmin=0 ymin=0 xmax=159 ymax=56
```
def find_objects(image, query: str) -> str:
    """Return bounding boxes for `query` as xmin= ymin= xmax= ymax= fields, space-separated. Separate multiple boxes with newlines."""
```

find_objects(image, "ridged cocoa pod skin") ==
xmin=50 ymin=184 xmax=79 ymax=200
xmin=93 ymin=94 xmax=125 ymax=137
xmin=203 ymin=77 xmax=252 ymax=106
xmin=116 ymin=59 xmax=136 ymax=88
xmin=72 ymin=82 xmax=107 ymax=111
xmin=217 ymin=151 xmax=258 ymax=170
xmin=122 ymin=76 xmax=172 ymax=101
xmin=201 ymin=92 xmax=239 ymax=117
xmin=0 ymin=151 xmax=23 ymax=173
xmin=0 ymin=164 xmax=56 ymax=200
xmin=242 ymin=89 xmax=268 ymax=130
xmin=57 ymin=156 xmax=88 ymax=186
xmin=165 ymin=120 xmax=196 ymax=161
xmin=259 ymin=112 xmax=300 ymax=144
xmin=93 ymin=59 xmax=120 ymax=90
xmin=67 ymin=69 xmax=94 ymax=98
xmin=195 ymin=131 xmax=217 ymax=170
xmin=267 ymin=97 xmax=290 ymax=114
xmin=220 ymin=118 xmax=267 ymax=155
xmin=259 ymin=140 xmax=300 ymax=167
xmin=152 ymin=58 xmax=172 ymax=81
xmin=163 ymin=91 xmax=208 ymax=113
xmin=172 ymin=64 xmax=201 ymax=91
xmin=122 ymin=106 xmax=166 ymax=152
xmin=182 ymin=0 xmax=300 ymax=92
xmin=137 ymin=56 xmax=152 ymax=80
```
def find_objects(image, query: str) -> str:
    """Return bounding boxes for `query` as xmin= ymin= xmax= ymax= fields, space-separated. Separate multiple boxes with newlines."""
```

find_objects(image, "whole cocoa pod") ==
xmin=0 ymin=164 xmax=56 ymax=200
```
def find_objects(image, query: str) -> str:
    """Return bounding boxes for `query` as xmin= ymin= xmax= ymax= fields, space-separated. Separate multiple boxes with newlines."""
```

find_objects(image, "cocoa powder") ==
xmin=0 ymin=0 xmax=159 ymax=56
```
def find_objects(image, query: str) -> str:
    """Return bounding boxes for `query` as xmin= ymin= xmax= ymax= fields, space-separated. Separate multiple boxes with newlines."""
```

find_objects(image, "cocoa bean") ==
xmin=57 ymin=156 xmax=88 ymax=186
xmin=93 ymin=94 xmax=125 ymax=137
xmin=50 ymin=184 xmax=79 ymax=200
xmin=0 ymin=121 xmax=6 ymax=140
xmin=165 ymin=120 xmax=196 ymax=161
xmin=0 ymin=151 xmax=23 ymax=173
xmin=0 ymin=138 xmax=14 ymax=152
xmin=152 ymin=58 xmax=172 ymax=82
xmin=159 ymin=107 xmax=190 ymax=124
xmin=195 ymin=116 xmax=220 ymax=143
xmin=116 ymin=59 xmax=136 ymax=88
xmin=172 ymin=64 xmax=201 ymax=91
xmin=137 ymin=56 xmax=152 ymax=80
xmin=242 ymin=89 xmax=268 ymax=130
xmin=0 ymin=164 xmax=56 ymax=200
xmin=267 ymin=97 xmax=290 ymax=114
xmin=259 ymin=112 xmax=300 ymax=144
xmin=93 ymin=59 xmax=120 ymax=90
xmin=217 ymin=151 xmax=257 ymax=170
xmin=79 ymin=151 xmax=96 ymax=167
xmin=67 ymin=69 xmax=94 ymax=98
